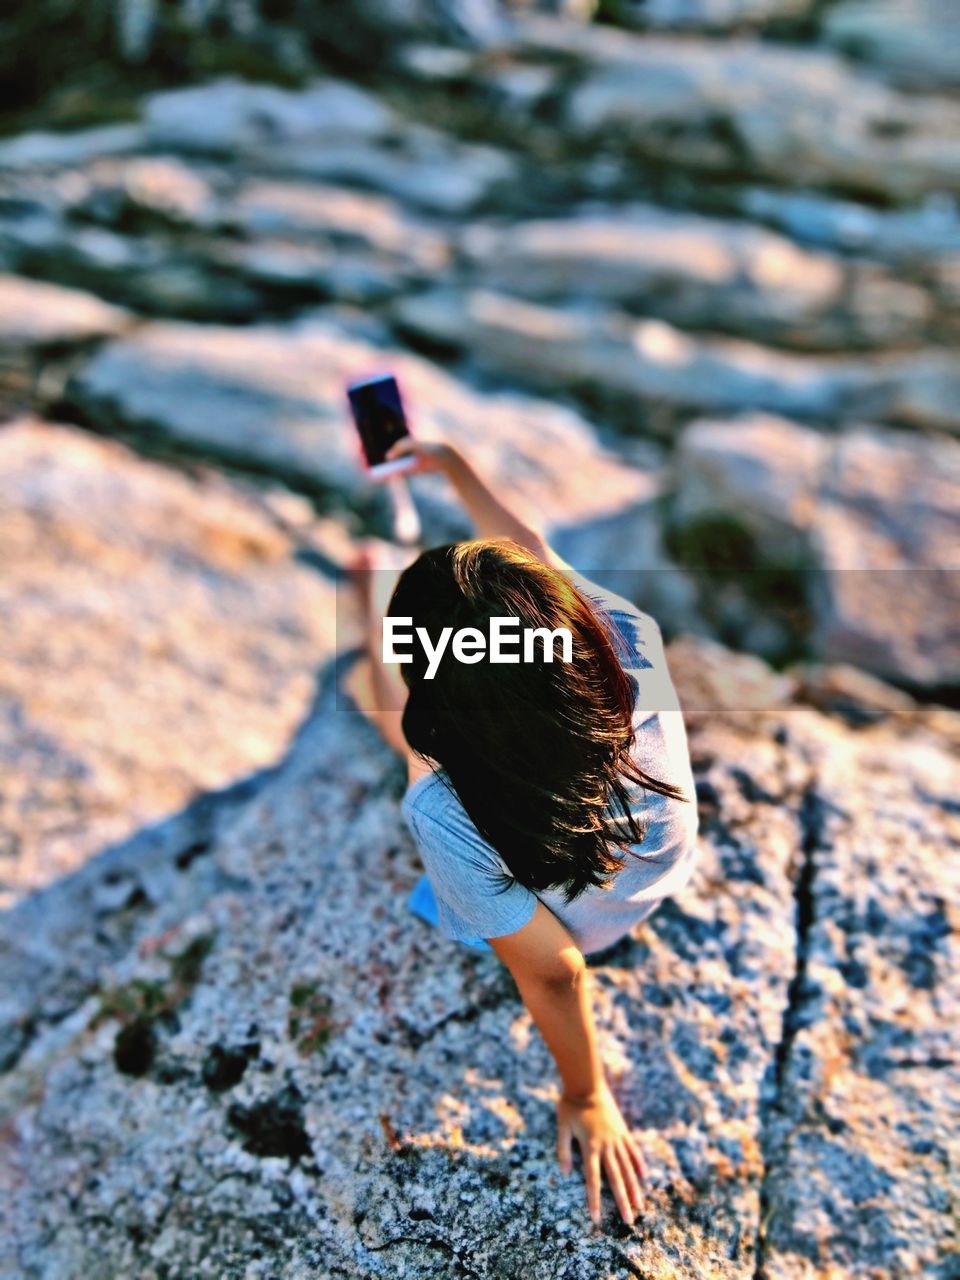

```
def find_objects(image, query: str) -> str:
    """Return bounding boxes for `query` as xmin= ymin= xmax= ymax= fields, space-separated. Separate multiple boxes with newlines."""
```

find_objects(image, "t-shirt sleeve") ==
xmin=565 ymin=569 xmax=681 ymax=715
xmin=403 ymin=791 xmax=538 ymax=946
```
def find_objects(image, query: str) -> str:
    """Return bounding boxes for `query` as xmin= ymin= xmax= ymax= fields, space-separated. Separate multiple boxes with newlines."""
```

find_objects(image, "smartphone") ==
xmin=347 ymin=373 xmax=417 ymax=479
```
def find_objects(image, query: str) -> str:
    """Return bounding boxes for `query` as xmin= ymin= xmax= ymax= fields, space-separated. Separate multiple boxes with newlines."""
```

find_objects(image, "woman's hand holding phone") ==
xmin=380 ymin=440 xmax=556 ymax=566
xmin=376 ymin=438 xmax=459 ymax=479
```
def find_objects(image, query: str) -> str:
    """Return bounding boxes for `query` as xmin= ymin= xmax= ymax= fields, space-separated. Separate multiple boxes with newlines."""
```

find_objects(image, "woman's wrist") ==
xmin=560 ymin=1072 xmax=608 ymax=1105
xmin=437 ymin=443 xmax=466 ymax=478
xmin=562 ymin=1085 xmax=605 ymax=1106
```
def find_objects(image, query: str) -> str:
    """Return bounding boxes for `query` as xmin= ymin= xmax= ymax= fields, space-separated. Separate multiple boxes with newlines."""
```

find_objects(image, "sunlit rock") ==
xmin=0 ymin=419 xmax=337 ymax=907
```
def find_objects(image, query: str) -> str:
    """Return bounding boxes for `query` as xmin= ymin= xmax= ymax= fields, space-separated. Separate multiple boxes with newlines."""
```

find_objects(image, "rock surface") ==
xmin=0 ymin=419 xmax=336 ymax=908
xmin=0 ymin=158 xmax=457 ymax=319
xmin=144 ymin=79 xmax=516 ymax=215
xmin=0 ymin=125 xmax=144 ymax=172
xmin=0 ymin=273 xmax=129 ymax=349
xmin=822 ymin=0 xmax=960 ymax=92
xmin=672 ymin=413 xmax=960 ymax=686
xmin=394 ymin=288 xmax=960 ymax=436
xmin=0 ymin=632 xmax=956 ymax=1277
xmin=755 ymin=703 xmax=960 ymax=1278
xmin=521 ymin=18 xmax=960 ymax=202
xmin=600 ymin=0 xmax=809 ymax=31
xmin=143 ymin=78 xmax=394 ymax=155
xmin=0 ymin=274 xmax=130 ymax=412
xmin=459 ymin=207 xmax=933 ymax=350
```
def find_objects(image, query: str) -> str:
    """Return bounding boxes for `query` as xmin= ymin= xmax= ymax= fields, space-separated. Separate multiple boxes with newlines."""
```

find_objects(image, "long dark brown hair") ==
xmin=390 ymin=538 xmax=688 ymax=903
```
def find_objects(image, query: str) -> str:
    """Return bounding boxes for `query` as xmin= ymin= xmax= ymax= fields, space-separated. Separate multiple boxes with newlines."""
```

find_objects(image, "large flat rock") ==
xmin=0 ymin=158 xmax=456 ymax=320
xmin=0 ymin=124 xmax=144 ymax=172
xmin=0 ymin=634 xmax=955 ymax=1277
xmin=393 ymin=289 xmax=861 ymax=426
xmin=601 ymin=0 xmax=809 ymax=31
xmin=755 ymin=704 xmax=960 ymax=1277
xmin=736 ymin=188 xmax=960 ymax=335
xmin=461 ymin=208 xmax=931 ymax=350
xmin=143 ymin=78 xmax=394 ymax=154
xmin=394 ymin=288 xmax=960 ymax=438
xmin=515 ymin=17 xmax=960 ymax=201
xmin=822 ymin=0 xmax=960 ymax=92
xmin=0 ymin=645 xmax=799 ymax=1276
xmin=0 ymin=419 xmax=336 ymax=908
xmin=143 ymin=78 xmax=515 ymax=215
xmin=0 ymin=274 xmax=131 ymax=416
xmin=0 ymin=21 xmax=954 ymax=1278
xmin=395 ymin=288 xmax=960 ymax=435
xmin=811 ymin=429 xmax=960 ymax=687
xmin=673 ymin=413 xmax=960 ymax=687
xmin=0 ymin=274 xmax=129 ymax=349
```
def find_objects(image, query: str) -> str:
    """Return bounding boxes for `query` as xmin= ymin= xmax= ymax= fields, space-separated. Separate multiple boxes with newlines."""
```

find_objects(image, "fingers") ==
xmin=585 ymin=1149 xmax=602 ymax=1226
xmin=602 ymin=1144 xmax=635 ymax=1226
xmin=384 ymin=438 xmax=416 ymax=459
xmin=556 ymin=1122 xmax=573 ymax=1177
xmin=622 ymin=1131 xmax=647 ymax=1183
xmin=617 ymin=1139 xmax=644 ymax=1217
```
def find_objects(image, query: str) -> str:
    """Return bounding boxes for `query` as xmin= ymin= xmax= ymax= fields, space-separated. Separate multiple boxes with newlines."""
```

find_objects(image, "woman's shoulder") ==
xmin=402 ymin=770 xmax=476 ymax=842
xmin=401 ymin=768 xmax=445 ymax=821
xmin=565 ymin=569 xmax=652 ymax=620
xmin=565 ymin=570 xmax=662 ymax=670
xmin=402 ymin=771 xmax=512 ymax=882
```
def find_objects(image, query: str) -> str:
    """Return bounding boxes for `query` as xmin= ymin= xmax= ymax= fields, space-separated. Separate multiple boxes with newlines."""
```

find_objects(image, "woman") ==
xmin=349 ymin=437 xmax=699 ymax=1228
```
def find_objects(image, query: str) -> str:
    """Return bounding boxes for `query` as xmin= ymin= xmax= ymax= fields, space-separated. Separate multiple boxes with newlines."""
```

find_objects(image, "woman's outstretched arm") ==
xmin=382 ymin=439 xmax=572 ymax=572
xmin=489 ymin=902 xmax=646 ymax=1227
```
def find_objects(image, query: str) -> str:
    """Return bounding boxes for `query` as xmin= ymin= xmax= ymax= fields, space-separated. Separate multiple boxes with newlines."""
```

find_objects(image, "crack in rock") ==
xmin=753 ymin=774 xmax=826 ymax=1279
xmin=366 ymin=1231 xmax=484 ymax=1279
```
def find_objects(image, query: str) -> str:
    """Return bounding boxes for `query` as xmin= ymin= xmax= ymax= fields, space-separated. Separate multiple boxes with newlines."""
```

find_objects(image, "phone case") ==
xmin=346 ymin=372 xmax=414 ymax=473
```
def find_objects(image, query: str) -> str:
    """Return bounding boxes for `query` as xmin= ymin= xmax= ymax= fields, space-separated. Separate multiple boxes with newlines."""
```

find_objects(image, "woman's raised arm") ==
xmin=381 ymin=439 xmax=573 ymax=572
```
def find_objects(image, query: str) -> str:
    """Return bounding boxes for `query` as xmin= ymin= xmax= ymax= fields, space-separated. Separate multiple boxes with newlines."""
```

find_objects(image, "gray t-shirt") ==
xmin=400 ymin=572 xmax=699 ymax=957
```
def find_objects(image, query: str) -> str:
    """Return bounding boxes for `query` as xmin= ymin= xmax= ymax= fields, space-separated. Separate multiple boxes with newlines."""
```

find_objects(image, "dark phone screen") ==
xmin=347 ymin=375 xmax=409 ymax=467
